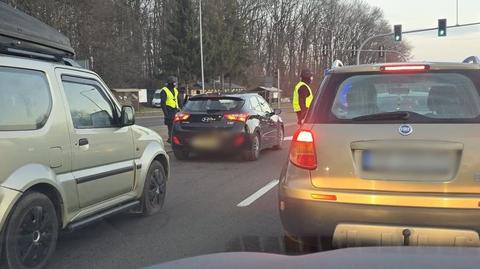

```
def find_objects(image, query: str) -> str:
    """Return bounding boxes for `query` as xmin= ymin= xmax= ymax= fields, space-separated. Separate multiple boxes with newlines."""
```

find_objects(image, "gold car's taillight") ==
xmin=289 ymin=129 xmax=317 ymax=170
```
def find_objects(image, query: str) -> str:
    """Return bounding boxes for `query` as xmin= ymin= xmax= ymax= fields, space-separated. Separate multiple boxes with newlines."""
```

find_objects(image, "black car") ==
xmin=171 ymin=93 xmax=284 ymax=161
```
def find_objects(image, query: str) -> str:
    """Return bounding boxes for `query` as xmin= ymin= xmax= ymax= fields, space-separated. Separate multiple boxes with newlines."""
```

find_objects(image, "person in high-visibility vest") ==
xmin=160 ymin=76 xmax=182 ymax=143
xmin=292 ymin=69 xmax=314 ymax=125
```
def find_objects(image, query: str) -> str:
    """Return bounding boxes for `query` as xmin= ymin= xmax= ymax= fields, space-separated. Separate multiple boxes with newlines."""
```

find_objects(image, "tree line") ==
xmin=8 ymin=0 xmax=411 ymax=93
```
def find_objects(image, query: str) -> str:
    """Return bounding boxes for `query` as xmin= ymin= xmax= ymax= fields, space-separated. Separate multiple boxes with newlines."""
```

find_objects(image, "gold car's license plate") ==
xmin=191 ymin=136 xmax=220 ymax=149
xmin=362 ymin=150 xmax=453 ymax=173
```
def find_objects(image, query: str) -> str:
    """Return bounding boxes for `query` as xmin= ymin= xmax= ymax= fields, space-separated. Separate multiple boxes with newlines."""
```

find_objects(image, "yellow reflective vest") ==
xmin=161 ymin=87 xmax=179 ymax=109
xmin=292 ymin=81 xmax=313 ymax=112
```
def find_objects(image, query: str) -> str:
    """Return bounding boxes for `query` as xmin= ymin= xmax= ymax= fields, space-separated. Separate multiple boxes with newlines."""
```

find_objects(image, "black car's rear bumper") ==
xmin=171 ymin=124 xmax=254 ymax=153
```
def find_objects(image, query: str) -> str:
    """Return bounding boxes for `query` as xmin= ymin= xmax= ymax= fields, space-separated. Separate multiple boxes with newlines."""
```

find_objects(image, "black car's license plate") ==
xmin=191 ymin=136 xmax=220 ymax=149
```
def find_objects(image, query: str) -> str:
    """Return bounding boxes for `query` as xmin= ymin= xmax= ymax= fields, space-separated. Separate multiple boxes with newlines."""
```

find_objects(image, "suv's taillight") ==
xmin=174 ymin=113 xmax=190 ymax=122
xmin=289 ymin=129 xmax=317 ymax=170
xmin=224 ymin=113 xmax=249 ymax=123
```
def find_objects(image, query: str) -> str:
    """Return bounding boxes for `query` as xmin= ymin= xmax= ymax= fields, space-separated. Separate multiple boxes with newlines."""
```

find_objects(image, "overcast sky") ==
xmin=364 ymin=0 xmax=480 ymax=62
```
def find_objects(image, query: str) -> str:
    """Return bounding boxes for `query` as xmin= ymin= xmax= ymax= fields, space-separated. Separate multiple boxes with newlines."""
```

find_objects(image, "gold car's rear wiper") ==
xmin=352 ymin=111 xmax=410 ymax=121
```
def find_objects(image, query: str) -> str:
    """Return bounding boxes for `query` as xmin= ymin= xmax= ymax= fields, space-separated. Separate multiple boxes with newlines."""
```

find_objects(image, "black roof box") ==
xmin=0 ymin=2 xmax=75 ymax=59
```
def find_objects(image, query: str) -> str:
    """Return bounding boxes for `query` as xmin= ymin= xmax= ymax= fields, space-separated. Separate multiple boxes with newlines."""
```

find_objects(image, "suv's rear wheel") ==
xmin=4 ymin=192 xmax=58 ymax=269
xmin=243 ymin=133 xmax=260 ymax=161
xmin=141 ymin=160 xmax=167 ymax=216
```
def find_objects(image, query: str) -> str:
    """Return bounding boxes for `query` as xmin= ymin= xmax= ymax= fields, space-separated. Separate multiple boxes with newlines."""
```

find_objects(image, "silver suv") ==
xmin=0 ymin=55 xmax=170 ymax=269
xmin=0 ymin=4 xmax=170 ymax=268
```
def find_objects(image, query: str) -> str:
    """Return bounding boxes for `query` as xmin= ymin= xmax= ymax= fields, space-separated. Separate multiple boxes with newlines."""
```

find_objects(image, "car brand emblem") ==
xmin=202 ymin=117 xmax=215 ymax=123
xmin=398 ymin=124 xmax=413 ymax=136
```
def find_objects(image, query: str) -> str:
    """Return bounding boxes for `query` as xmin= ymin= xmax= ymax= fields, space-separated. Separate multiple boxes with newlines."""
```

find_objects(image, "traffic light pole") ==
xmin=356 ymin=33 xmax=391 ymax=65
xmin=360 ymin=49 xmax=407 ymax=61
xmin=356 ymin=22 xmax=480 ymax=65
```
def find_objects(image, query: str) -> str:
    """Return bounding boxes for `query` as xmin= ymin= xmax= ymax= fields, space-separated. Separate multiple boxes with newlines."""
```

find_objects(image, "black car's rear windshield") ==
xmin=308 ymin=70 xmax=480 ymax=123
xmin=184 ymin=97 xmax=244 ymax=112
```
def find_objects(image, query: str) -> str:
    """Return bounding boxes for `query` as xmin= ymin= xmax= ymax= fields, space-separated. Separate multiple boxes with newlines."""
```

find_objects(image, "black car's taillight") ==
xmin=174 ymin=113 xmax=190 ymax=123
xmin=224 ymin=113 xmax=249 ymax=123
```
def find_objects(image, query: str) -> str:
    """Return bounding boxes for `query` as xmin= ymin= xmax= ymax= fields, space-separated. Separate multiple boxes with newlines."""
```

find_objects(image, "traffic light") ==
xmin=394 ymin=25 xmax=402 ymax=41
xmin=351 ymin=45 xmax=357 ymax=57
xmin=322 ymin=44 xmax=328 ymax=56
xmin=379 ymin=45 xmax=385 ymax=58
xmin=438 ymin=19 xmax=447 ymax=37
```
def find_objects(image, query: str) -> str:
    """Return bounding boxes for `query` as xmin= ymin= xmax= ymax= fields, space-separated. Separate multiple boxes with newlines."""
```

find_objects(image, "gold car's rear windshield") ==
xmin=309 ymin=70 xmax=480 ymax=123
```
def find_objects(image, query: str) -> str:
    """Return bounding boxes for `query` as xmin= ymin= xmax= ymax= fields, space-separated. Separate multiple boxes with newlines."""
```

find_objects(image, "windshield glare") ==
xmin=331 ymin=73 xmax=480 ymax=120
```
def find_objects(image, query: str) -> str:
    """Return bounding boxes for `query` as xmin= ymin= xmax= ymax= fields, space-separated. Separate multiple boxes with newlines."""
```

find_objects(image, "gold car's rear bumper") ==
xmin=282 ymin=187 xmax=480 ymax=209
xmin=279 ymin=193 xmax=480 ymax=246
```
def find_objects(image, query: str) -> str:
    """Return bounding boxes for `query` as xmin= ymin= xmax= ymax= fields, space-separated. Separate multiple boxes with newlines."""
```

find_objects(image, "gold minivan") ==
xmin=279 ymin=63 xmax=480 ymax=250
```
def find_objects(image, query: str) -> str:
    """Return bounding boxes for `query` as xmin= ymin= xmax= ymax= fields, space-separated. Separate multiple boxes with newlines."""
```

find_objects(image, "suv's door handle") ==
xmin=78 ymin=138 xmax=89 ymax=146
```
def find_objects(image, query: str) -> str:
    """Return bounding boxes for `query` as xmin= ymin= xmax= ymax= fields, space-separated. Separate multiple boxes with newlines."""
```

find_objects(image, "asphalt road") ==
xmin=47 ymin=123 xmax=302 ymax=269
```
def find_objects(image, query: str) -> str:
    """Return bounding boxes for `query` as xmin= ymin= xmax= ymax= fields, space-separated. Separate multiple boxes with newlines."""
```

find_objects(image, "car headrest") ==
xmin=346 ymin=86 xmax=378 ymax=115
xmin=427 ymin=86 xmax=460 ymax=115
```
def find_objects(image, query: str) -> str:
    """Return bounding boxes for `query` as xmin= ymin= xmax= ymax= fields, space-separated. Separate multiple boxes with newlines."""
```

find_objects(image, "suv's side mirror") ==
xmin=274 ymin=108 xmax=282 ymax=115
xmin=120 ymin=105 xmax=135 ymax=126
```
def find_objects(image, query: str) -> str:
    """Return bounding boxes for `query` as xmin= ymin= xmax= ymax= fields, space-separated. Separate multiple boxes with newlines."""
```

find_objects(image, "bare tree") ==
xmin=8 ymin=0 xmax=411 ymax=92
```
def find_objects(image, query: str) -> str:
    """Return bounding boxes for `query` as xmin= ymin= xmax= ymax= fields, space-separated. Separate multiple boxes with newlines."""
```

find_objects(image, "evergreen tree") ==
xmin=161 ymin=0 xmax=200 ymax=85
xmin=203 ymin=0 xmax=250 ymax=87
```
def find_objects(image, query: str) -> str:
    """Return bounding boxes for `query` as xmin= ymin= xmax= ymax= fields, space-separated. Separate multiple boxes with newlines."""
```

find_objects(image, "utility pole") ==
xmin=277 ymin=68 xmax=280 ymax=109
xmin=199 ymin=0 xmax=205 ymax=93
xmin=456 ymin=0 xmax=459 ymax=26
xmin=329 ymin=0 xmax=335 ymax=64
xmin=330 ymin=35 xmax=335 ymax=65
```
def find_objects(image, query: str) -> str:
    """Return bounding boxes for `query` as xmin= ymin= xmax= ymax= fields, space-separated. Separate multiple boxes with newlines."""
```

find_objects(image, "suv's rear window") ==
xmin=184 ymin=97 xmax=244 ymax=112
xmin=312 ymin=71 xmax=480 ymax=123
xmin=0 ymin=67 xmax=51 ymax=131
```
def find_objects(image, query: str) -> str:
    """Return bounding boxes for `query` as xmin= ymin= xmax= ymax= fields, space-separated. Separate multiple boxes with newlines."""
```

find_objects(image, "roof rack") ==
xmin=463 ymin=56 xmax=480 ymax=64
xmin=0 ymin=2 xmax=75 ymax=61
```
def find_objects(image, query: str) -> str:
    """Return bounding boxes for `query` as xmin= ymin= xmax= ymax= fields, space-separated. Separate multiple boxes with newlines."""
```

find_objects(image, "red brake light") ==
xmin=174 ymin=113 xmax=190 ymax=122
xmin=289 ymin=129 xmax=317 ymax=170
xmin=224 ymin=113 xmax=249 ymax=123
xmin=380 ymin=64 xmax=430 ymax=73
xmin=233 ymin=134 xmax=245 ymax=146
xmin=172 ymin=136 xmax=181 ymax=145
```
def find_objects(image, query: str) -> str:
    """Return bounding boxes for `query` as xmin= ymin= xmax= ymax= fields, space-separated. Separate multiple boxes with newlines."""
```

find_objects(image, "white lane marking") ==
xmin=284 ymin=122 xmax=297 ymax=127
xmin=284 ymin=136 xmax=293 ymax=141
xmin=237 ymin=179 xmax=279 ymax=207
